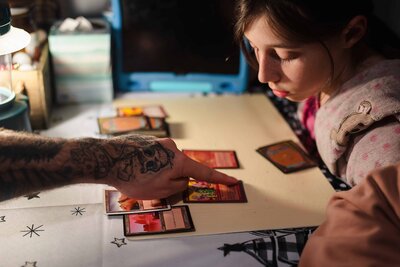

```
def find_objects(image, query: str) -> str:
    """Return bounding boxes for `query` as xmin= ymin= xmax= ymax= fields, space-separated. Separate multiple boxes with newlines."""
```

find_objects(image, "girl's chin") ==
xmin=285 ymin=95 xmax=308 ymax=102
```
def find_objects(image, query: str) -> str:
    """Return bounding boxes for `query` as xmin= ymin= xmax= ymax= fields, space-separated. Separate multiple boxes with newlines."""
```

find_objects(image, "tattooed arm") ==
xmin=0 ymin=128 xmax=238 ymax=201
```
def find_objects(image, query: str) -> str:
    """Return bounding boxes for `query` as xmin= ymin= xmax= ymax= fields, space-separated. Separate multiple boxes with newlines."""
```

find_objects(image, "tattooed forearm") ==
xmin=0 ymin=169 xmax=73 ymax=201
xmin=0 ymin=129 xmax=176 ymax=201
xmin=65 ymin=135 xmax=175 ymax=182
xmin=0 ymin=135 xmax=65 ymax=163
xmin=0 ymin=129 xmax=73 ymax=201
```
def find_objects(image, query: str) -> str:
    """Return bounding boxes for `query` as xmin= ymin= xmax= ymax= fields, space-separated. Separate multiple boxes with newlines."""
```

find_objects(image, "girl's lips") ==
xmin=272 ymin=90 xmax=289 ymax=98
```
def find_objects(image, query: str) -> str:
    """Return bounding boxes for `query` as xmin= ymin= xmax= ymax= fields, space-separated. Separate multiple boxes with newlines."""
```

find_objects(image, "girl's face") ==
xmin=244 ymin=15 xmax=342 ymax=102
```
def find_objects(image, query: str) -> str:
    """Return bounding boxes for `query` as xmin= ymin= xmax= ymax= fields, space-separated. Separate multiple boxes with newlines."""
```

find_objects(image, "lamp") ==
xmin=0 ymin=1 xmax=31 ymax=131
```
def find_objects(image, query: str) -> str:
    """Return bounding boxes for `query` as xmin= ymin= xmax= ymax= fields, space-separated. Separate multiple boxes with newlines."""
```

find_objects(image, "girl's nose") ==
xmin=257 ymin=54 xmax=280 ymax=84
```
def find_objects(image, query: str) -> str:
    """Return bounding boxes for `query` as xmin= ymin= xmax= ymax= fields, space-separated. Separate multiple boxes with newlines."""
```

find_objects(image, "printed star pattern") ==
xmin=21 ymin=224 xmax=44 ymax=238
xmin=111 ymin=237 xmax=127 ymax=248
xmin=71 ymin=207 xmax=86 ymax=216
xmin=21 ymin=261 xmax=37 ymax=267
xmin=24 ymin=192 xmax=40 ymax=200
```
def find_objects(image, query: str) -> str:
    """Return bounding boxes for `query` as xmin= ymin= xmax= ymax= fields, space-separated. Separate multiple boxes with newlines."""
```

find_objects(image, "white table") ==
xmin=0 ymin=93 xmax=334 ymax=267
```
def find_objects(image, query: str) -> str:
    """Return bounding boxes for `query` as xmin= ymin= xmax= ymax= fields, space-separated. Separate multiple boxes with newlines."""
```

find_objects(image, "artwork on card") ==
xmin=97 ymin=116 xmax=149 ymax=135
xmin=183 ymin=179 xmax=247 ymax=203
xmin=104 ymin=190 xmax=170 ymax=215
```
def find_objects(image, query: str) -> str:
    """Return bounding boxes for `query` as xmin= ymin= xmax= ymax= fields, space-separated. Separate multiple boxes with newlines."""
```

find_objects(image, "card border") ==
xmin=123 ymin=205 xmax=195 ymax=237
xmin=256 ymin=140 xmax=316 ymax=173
xmin=182 ymin=149 xmax=240 ymax=169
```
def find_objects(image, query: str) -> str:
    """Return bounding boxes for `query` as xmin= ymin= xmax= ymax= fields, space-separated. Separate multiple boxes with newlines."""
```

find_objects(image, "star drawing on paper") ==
xmin=24 ymin=192 xmax=40 ymax=200
xmin=71 ymin=206 xmax=86 ymax=216
xmin=21 ymin=261 xmax=37 ymax=267
xmin=21 ymin=224 xmax=44 ymax=238
xmin=111 ymin=237 xmax=127 ymax=248
xmin=0 ymin=216 xmax=5 ymax=222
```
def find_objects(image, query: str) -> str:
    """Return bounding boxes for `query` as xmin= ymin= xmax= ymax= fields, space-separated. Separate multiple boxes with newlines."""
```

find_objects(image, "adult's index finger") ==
xmin=181 ymin=157 xmax=239 ymax=185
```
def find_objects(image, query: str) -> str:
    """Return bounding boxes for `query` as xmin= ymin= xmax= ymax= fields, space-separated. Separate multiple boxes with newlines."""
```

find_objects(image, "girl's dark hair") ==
xmin=235 ymin=0 xmax=400 ymax=67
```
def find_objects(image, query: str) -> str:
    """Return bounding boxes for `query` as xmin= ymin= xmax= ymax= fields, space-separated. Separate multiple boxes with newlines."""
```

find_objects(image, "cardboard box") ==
xmin=11 ymin=43 xmax=52 ymax=130
xmin=49 ymin=18 xmax=113 ymax=104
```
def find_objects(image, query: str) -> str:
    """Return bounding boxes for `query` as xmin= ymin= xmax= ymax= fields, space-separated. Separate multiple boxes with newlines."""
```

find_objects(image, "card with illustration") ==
xmin=97 ymin=116 xmax=170 ymax=137
xmin=97 ymin=116 xmax=149 ymax=135
xmin=256 ymin=140 xmax=316 ymax=173
xmin=104 ymin=190 xmax=171 ymax=215
xmin=123 ymin=205 xmax=195 ymax=236
xmin=182 ymin=149 xmax=239 ymax=169
xmin=117 ymin=105 xmax=168 ymax=118
xmin=183 ymin=179 xmax=247 ymax=203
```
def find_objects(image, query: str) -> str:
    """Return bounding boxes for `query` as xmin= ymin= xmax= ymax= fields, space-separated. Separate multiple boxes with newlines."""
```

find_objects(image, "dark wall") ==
xmin=54 ymin=0 xmax=399 ymax=37
xmin=373 ymin=0 xmax=400 ymax=38
xmin=56 ymin=0 xmax=110 ymax=18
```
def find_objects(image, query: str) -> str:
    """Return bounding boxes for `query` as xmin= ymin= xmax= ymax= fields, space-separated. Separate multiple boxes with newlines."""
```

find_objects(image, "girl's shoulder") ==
xmin=343 ymin=59 xmax=400 ymax=91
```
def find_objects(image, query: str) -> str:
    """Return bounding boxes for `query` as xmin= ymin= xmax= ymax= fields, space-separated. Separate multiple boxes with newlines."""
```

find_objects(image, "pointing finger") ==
xmin=181 ymin=157 xmax=239 ymax=185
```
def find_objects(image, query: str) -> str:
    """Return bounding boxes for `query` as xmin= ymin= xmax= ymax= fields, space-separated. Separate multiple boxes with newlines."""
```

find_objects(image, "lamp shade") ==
xmin=0 ymin=2 xmax=30 ymax=56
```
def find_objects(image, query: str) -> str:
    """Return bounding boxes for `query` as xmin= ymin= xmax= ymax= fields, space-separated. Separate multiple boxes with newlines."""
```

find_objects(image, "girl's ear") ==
xmin=341 ymin=15 xmax=368 ymax=48
xmin=341 ymin=16 xmax=368 ymax=48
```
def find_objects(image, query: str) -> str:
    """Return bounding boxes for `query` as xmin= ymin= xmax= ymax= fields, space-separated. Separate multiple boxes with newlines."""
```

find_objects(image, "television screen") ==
xmin=120 ymin=0 xmax=240 ymax=75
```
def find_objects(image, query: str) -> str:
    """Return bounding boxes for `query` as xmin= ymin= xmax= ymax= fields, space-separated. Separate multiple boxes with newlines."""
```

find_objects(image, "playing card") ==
xmin=97 ymin=116 xmax=170 ymax=137
xmin=182 ymin=149 xmax=239 ymax=168
xmin=117 ymin=105 xmax=168 ymax=118
xmin=104 ymin=190 xmax=170 ymax=215
xmin=256 ymin=140 xmax=316 ymax=173
xmin=123 ymin=205 xmax=195 ymax=236
xmin=97 ymin=116 xmax=149 ymax=135
xmin=183 ymin=179 xmax=247 ymax=203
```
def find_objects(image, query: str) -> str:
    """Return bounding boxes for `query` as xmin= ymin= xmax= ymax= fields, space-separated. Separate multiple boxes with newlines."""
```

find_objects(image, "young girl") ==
xmin=234 ymin=0 xmax=400 ymax=186
xmin=234 ymin=1 xmax=400 ymax=265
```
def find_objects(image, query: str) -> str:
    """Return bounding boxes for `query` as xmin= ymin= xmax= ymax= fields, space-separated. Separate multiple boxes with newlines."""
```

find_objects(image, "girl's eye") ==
xmin=270 ymin=50 xmax=298 ymax=63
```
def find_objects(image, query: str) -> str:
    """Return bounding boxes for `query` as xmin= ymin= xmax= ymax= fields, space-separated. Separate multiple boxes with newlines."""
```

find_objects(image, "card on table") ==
xmin=97 ymin=116 xmax=170 ymax=137
xmin=104 ymin=190 xmax=171 ymax=215
xmin=256 ymin=140 xmax=316 ymax=173
xmin=182 ymin=149 xmax=239 ymax=168
xmin=123 ymin=205 xmax=195 ymax=236
xmin=183 ymin=179 xmax=247 ymax=203
xmin=97 ymin=116 xmax=149 ymax=135
xmin=117 ymin=105 xmax=168 ymax=118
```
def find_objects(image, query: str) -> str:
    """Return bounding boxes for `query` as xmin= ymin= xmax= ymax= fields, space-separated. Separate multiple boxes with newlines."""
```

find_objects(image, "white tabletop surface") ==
xmin=0 ymin=92 xmax=334 ymax=267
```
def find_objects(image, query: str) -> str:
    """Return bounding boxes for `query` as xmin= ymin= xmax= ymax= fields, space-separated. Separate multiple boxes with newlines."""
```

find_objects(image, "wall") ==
xmin=373 ymin=0 xmax=400 ymax=38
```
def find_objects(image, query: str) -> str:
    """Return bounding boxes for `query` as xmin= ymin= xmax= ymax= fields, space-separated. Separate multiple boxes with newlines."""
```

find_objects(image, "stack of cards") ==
xmin=97 ymin=105 xmax=170 ymax=137
xmin=104 ymin=189 xmax=195 ymax=237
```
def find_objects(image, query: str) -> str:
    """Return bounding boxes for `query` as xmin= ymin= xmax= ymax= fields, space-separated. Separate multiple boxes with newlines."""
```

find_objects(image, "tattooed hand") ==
xmin=0 ymin=129 xmax=238 ymax=201
xmin=103 ymin=135 xmax=238 ymax=199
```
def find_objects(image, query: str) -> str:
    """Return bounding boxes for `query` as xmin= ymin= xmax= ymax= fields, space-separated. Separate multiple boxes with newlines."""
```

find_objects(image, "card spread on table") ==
xmin=183 ymin=179 xmax=247 ymax=203
xmin=182 ymin=149 xmax=239 ymax=168
xmin=123 ymin=205 xmax=195 ymax=236
xmin=256 ymin=140 xmax=316 ymax=173
xmin=117 ymin=105 xmax=168 ymax=118
xmin=104 ymin=190 xmax=171 ymax=215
